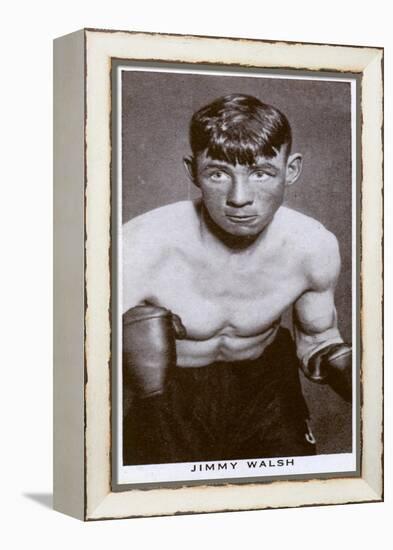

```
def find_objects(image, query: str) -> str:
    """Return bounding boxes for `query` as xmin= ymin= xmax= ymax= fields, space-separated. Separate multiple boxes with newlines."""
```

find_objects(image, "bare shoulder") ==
xmin=123 ymin=200 xmax=198 ymax=258
xmin=122 ymin=201 xmax=199 ymax=311
xmin=276 ymin=206 xmax=337 ymax=248
xmin=277 ymin=207 xmax=340 ymax=290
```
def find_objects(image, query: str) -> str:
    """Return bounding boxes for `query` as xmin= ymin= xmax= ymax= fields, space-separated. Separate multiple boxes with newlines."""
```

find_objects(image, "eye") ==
xmin=209 ymin=170 xmax=230 ymax=182
xmin=250 ymin=170 xmax=269 ymax=181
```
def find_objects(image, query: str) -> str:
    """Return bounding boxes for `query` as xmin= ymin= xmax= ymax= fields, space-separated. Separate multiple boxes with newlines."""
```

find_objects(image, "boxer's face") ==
xmin=185 ymin=147 xmax=302 ymax=239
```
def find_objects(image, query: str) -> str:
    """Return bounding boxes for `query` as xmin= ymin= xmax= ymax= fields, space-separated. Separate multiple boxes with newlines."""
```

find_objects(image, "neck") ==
xmin=199 ymin=204 xmax=270 ymax=254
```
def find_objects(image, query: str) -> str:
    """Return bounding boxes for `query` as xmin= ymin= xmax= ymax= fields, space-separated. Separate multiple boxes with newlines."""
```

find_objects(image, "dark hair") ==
xmin=189 ymin=94 xmax=292 ymax=165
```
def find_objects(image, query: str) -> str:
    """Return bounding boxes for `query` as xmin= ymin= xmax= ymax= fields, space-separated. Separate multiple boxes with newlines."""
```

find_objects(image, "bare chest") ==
xmin=144 ymin=251 xmax=305 ymax=339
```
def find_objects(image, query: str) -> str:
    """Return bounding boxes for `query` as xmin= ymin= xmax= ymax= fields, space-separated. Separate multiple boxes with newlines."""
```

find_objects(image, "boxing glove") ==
xmin=123 ymin=305 xmax=187 ymax=398
xmin=304 ymin=343 xmax=352 ymax=402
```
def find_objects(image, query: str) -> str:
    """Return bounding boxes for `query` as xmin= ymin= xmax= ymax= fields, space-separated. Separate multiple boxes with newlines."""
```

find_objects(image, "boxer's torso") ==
xmin=123 ymin=200 xmax=327 ymax=367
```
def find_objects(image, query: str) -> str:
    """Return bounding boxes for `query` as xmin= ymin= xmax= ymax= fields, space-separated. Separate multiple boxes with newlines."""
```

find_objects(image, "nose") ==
xmin=226 ymin=177 xmax=254 ymax=208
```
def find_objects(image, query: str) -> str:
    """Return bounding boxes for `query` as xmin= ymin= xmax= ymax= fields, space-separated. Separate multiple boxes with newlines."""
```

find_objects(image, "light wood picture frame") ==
xmin=53 ymin=28 xmax=383 ymax=520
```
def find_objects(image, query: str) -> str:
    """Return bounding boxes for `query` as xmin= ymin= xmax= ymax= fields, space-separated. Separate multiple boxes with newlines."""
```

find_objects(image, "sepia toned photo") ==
xmin=113 ymin=64 xmax=358 ymax=487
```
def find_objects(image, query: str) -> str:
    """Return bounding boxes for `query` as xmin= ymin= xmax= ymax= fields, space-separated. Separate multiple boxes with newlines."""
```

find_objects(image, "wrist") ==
xmin=305 ymin=343 xmax=352 ymax=402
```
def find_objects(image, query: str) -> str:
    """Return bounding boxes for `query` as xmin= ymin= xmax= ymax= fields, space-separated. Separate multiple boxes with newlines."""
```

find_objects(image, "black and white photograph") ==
xmin=114 ymin=65 xmax=358 ymax=486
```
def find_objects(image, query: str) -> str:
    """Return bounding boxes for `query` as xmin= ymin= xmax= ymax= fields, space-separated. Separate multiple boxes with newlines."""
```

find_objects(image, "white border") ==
xmin=115 ymin=64 xmax=358 ymax=486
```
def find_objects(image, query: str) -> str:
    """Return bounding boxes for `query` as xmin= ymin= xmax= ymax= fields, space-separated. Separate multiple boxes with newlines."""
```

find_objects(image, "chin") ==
xmin=225 ymin=226 xmax=257 ymax=236
xmin=223 ymin=222 xmax=267 ymax=237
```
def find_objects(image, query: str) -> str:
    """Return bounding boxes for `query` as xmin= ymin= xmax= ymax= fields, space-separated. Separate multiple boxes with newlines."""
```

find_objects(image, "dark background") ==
xmin=121 ymin=68 xmax=353 ymax=454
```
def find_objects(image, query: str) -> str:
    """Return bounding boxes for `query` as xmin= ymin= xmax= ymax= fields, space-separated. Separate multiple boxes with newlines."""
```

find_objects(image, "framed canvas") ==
xmin=53 ymin=28 xmax=383 ymax=520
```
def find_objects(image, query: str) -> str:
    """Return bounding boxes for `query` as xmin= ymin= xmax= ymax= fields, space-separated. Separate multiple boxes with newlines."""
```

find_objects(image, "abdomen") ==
xmin=176 ymin=322 xmax=280 ymax=367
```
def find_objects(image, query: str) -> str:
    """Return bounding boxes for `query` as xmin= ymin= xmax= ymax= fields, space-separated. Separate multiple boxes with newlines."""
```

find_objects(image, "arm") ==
xmin=122 ymin=217 xmax=152 ymax=312
xmin=294 ymin=288 xmax=343 ymax=367
xmin=122 ymin=217 xmax=186 ymax=398
xmin=294 ymin=232 xmax=352 ymax=401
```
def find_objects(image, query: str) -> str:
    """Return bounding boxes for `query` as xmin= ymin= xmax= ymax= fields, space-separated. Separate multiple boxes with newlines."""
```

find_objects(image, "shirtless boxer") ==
xmin=122 ymin=94 xmax=352 ymax=465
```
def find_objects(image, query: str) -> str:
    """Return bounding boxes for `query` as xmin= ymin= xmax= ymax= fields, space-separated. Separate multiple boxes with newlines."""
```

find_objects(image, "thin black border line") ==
xmin=356 ymin=74 xmax=362 ymax=478
xmin=110 ymin=59 xmax=119 ymax=497
xmin=110 ymin=59 xmax=362 ymax=493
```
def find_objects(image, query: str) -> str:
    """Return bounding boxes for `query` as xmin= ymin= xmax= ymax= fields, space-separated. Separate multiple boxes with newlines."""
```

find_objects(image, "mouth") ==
xmin=226 ymin=214 xmax=258 ymax=223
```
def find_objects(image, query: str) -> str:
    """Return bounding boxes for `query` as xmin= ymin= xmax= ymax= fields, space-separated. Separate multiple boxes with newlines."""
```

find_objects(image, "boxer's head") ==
xmin=184 ymin=94 xmax=302 ymax=241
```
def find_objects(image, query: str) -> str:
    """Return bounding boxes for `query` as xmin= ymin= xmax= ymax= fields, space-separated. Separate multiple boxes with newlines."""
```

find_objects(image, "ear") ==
xmin=183 ymin=156 xmax=199 ymax=188
xmin=285 ymin=153 xmax=303 ymax=186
